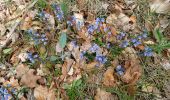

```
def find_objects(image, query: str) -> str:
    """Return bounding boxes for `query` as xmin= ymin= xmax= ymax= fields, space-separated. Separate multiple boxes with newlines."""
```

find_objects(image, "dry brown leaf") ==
xmin=149 ymin=0 xmax=170 ymax=14
xmin=20 ymin=69 xmax=41 ymax=88
xmin=20 ymin=17 xmax=32 ymax=30
xmin=103 ymin=67 xmax=116 ymax=87
xmin=110 ymin=26 xmax=117 ymax=36
xmin=62 ymin=58 xmax=74 ymax=78
xmin=85 ymin=62 xmax=97 ymax=71
xmin=34 ymin=85 xmax=56 ymax=100
xmin=121 ymin=60 xmax=142 ymax=84
xmin=130 ymin=16 xmax=136 ymax=23
xmin=94 ymin=88 xmax=117 ymax=100
xmin=16 ymin=64 xmax=29 ymax=78
xmin=106 ymin=14 xmax=117 ymax=25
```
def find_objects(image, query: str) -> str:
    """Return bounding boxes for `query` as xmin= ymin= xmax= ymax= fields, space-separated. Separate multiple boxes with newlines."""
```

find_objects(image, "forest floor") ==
xmin=0 ymin=0 xmax=170 ymax=100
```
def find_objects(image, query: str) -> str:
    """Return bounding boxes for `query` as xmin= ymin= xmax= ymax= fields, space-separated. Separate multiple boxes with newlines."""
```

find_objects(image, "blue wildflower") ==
xmin=120 ymin=41 xmax=129 ymax=48
xmin=143 ymin=47 xmax=153 ymax=57
xmin=137 ymin=35 xmax=142 ymax=40
xmin=38 ymin=34 xmax=48 ymax=45
xmin=89 ymin=43 xmax=100 ymax=53
xmin=87 ymin=25 xmax=95 ymax=34
xmin=70 ymin=41 xmax=78 ymax=48
xmin=131 ymin=38 xmax=141 ymax=47
xmin=115 ymin=65 xmax=125 ymax=76
xmin=80 ymin=51 xmax=86 ymax=59
xmin=104 ymin=27 xmax=109 ymax=32
xmin=76 ymin=21 xmax=84 ymax=30
xmin=117 ymin=32 xmax=126 ymax=40
xmin=27 ymin=52 xmax=39 ymax=63
xmin=142 ymin=33 xmax=147 ymax=38
xmin=106 ymin=43 xmax=111 ymax=49
xmin=52 ymin=4 xmax=64 ymax=22
xmin=95 ymin=54 xmax=107 ymax=64
xmin=0 ymin=86 xmax=11 ymax=100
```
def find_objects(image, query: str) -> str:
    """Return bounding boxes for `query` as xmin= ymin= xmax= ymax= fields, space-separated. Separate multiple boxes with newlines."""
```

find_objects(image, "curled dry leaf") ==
xmin=16 ymin=64 xmax=29 ymax=78
xmin=61 ymin=58 xmax=74 ymax=79
xmin=94 ymin=88 xmax=116 ymax=100
xmin=103 ymin=67 xmax=117 ymax=87
xmin=149 ymin=0 xmax=170 ymax=14
xmin=34 ymin=85 xmax=56 ymax=100
xmin=121 ymin=60 xmax=142 ymax=84
xmin=20 ymin=69 xmax=41 ymax=88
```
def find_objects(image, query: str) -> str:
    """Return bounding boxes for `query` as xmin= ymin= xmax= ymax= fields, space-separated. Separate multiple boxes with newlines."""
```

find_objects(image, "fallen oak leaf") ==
xmin=34 ymin=85 xmax=56 ymax=100
xmin=94 ymin=88 xmax=116 ymax=100
xmin=20 ymin=69 xmax=41 ymax=88
xmin=121 ymin=60 xmax=142 ymax=84
xmin=103 ymin=67 xmax=117 ymax=87
xmin=16 ymin=64 xmax=29 ymax=78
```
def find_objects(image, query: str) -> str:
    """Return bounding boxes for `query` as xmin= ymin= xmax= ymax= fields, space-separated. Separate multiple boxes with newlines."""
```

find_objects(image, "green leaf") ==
xmin=3 ymin=48 xmax=12 ymax=54
xmin=37 ymin=0 xmax=47 ymax=9
xmin=60 ymin=2 xmax=68 ymax=17
xmin=72 ymin=79 xmax=82 ymax=87
xmin=162 ymin=42 xmax=170 ymax=49
xmin=59 ymin=32 xmax=67 ymax=48
xmin=154 ymin=29 xmax=164 ymax=43
xmin=50 ymin=55 xmax=58 ymax=62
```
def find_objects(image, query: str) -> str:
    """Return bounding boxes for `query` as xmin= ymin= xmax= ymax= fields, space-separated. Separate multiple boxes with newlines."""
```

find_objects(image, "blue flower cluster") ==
xmin=115 ymin=65 xmax=125 ymax=76
xmin=80 ymin=51 xmax=86 ymax=59
xmin=87 ymin=17 xmax=105 ymax=34
xmin=87 ymin=25 xmax=96 ymax=34
xmin=89 ymin=43 xmax=100 ymax=53
xmin=88 ymin=43 xmax=107 ymax=64
xmin=119 ymin=40 xmax=129 ymax=48
xmin=38 ymin=11 xmax=50 ymax=21
xmin=143 ymin=47 xmax=153 ymax=57
xmin=27 ymin=29 xmax=48 ymax=45
xmin=27 ymin=52 xmax=39 ymax=63
xmin=131 ymin=38 xmax=141 ymax=47
xmin=0 ymin=86 xmax=11 ymax=100
xmin=130 ymin=33 xmax=148 ymax=47
xmin=117 ymin=32 xmax=126 ymax=40
xmin=104 ymin=27 xmax=112 ymax=35
xmin=52 ymin=4 xmax=64 ymax=22
xmin=95 ymin=18 xmax=105 ymax=27
xmin=95 ymin=54 xmax=107 ymax=64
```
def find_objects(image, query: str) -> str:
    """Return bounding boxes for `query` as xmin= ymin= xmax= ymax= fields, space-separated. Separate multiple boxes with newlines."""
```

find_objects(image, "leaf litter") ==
xmin=0 ymin=0 xmax=170 ymax=100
